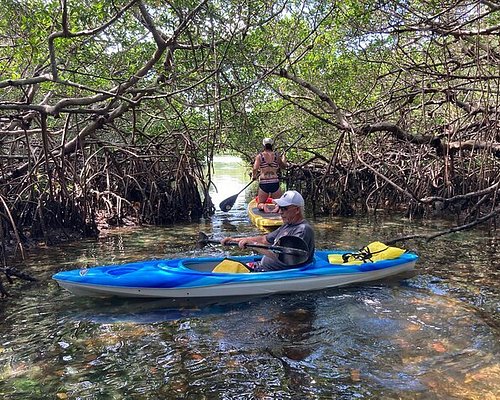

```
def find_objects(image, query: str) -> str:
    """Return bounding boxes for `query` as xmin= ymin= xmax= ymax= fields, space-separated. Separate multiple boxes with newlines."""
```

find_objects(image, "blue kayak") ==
xmin=52 ymin=248 xmax=419 ymax=298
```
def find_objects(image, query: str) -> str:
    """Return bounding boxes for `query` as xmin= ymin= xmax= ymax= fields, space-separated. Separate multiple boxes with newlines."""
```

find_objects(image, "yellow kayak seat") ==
xmin=212 ymin=258 xmax=250 ymax=273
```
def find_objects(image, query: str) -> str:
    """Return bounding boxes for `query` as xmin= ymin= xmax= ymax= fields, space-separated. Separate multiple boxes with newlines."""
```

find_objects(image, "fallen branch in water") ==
xmin=386 ymin=206 xmax=499 ymax=245
xmin=0 ymin=267 xmax=37 ymax=298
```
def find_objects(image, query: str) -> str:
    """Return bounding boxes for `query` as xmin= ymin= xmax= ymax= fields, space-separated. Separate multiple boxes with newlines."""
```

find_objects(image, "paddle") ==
xmin=197 ymin=232 xmax=309 ymax=265
xmin=219 ymin=179 xmax=255 ymax=212
xmin=218 ymin=134 xmax=304 ymax=212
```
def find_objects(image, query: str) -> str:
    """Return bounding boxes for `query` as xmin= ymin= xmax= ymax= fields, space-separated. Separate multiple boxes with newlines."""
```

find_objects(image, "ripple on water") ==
xmin=0 ymin=164 xmax=498 ymax=399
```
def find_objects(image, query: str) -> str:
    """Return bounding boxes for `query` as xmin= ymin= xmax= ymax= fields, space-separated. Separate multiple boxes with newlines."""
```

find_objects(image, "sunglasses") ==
xmin=278 ymin=205 xmax=293 ymax=211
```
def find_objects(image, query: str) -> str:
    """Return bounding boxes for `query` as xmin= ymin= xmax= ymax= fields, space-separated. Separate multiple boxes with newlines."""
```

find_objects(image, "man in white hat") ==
xmin=252 ymin=137 xmax=287 ymax=211
xmin=221 ymin=190 xmax=315 ymax=271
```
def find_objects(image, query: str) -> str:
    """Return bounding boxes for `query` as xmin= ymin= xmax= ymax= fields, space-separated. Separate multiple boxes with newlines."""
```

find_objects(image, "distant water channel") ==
xmin=0 ymin=156 xmax=498 ymax=399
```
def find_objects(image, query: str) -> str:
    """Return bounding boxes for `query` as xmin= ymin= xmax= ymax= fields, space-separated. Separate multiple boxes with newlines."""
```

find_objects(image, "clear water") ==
xmin=0 ymin=157 xmax=498 ymax=399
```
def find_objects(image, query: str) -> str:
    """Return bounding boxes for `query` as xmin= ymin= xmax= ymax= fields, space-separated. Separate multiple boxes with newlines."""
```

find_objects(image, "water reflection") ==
xmin=211 ymin=155 xmax=251 ymax=212
xmin=2 ymin=280 xmax=498 ymax=399
xmin=0 ymin=156 xmax=498 ymax=399
xmin=63 ymin=296 xmax=262 ymax=324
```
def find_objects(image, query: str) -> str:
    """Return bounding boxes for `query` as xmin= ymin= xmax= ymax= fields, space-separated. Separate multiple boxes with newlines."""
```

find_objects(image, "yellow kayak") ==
xmin=247 ymin=198 xmax=282 ymax=230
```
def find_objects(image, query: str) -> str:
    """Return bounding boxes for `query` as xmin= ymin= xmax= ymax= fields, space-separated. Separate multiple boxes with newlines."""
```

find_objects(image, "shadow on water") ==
xmin=61 ymin=295 xmax=264 ymax=324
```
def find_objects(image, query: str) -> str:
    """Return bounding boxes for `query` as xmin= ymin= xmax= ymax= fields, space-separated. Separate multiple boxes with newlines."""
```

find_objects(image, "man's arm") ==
xmin=221 ymin=234 xmax=275 ymax=258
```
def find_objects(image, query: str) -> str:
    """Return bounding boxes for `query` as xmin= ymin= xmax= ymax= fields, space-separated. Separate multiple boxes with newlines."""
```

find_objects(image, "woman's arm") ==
xmin=278 ymin=152 xmax=287 ymax=169
xmin=252 ymin=154 xmax=261 ymax=180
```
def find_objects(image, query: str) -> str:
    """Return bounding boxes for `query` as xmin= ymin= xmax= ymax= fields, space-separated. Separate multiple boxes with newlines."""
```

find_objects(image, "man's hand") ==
xmin=221 ymin=237 xmax=236 ymax=246
xmin=236 ymin=238 xmax=254 ymax=249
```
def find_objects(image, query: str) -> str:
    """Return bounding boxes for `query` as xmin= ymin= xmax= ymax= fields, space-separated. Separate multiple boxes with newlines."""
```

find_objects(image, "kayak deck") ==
xmin=247 ymin=198 xmax=282 ymax=229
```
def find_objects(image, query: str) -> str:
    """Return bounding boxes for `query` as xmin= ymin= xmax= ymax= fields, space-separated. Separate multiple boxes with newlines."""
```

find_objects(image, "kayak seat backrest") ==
xmin=212 ymin=258 xmax=250 ymax=273
xmin=328 ymin=241 xmax=406 ymax=265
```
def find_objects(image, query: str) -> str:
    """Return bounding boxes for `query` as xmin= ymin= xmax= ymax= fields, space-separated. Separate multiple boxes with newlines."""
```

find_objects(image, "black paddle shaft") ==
xmin=198 ymin=232 xmax=309 ymax=265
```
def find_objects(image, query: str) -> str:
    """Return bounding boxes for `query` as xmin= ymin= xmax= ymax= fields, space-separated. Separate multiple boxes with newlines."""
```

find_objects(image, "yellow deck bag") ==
xmin=327 ymin=254 xmax=363 ymax=265
xmin=365 ymin=241 xmax=405 ymax=261
xmin=212 ymin=258 xmax=250 ymax=273
xmin=328 ymin=241 xmax=406 ymax=265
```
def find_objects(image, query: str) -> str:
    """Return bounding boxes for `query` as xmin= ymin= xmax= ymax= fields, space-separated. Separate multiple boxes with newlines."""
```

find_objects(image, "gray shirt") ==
xmin=258 ymin=220 xmax=315 ymax=271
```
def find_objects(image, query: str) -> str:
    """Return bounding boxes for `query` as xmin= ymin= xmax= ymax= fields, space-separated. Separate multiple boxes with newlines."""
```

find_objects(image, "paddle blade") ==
xmin=197 ymin=232 xmax=210 ymax=248
xmin=218 ymin=179 xmax=255 ymax=212
xmin=197 ymin=232 xmax=231 ymax=249
xmin=276 ymin=236 xmax=309 ymax=265
xmin=219 ymin=195 xmax=238 ymax=212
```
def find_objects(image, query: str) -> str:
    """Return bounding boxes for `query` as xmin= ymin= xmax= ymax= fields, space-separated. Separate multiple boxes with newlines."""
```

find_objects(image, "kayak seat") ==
xmin=328 ymin=241 xmax=406 ymax=265
xmin=212 ymin=258 xmax=250 ymax=273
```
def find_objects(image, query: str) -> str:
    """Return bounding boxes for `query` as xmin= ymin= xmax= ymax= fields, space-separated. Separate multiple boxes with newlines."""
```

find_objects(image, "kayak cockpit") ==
xmin=179 ymin=255 xmax=263 ymax=273
xmin=180 ymin=260 xmax=220 ymax=272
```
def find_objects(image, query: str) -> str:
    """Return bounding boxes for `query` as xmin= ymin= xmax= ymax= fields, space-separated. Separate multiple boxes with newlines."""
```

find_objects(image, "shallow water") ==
xmin=0 ymin=157 xmax=498 ymax=399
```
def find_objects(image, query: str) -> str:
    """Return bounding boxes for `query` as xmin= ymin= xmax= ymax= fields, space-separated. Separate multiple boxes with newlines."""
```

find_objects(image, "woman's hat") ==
xmin=262 ymin=138 xmax=274 ymax=146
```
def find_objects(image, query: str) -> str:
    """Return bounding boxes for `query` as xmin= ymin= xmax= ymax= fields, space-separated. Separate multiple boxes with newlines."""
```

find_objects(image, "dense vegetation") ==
xmin=0 ymin=0 xmax=499 ymax=267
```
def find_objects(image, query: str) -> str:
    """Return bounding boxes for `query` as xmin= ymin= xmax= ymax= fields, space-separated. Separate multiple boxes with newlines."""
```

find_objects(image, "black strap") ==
xmin=341 ymin=245 xmax=391 ymax=263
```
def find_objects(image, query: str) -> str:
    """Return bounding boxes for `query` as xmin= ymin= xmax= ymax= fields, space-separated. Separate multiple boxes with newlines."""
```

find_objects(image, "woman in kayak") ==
xmin=253 ymin=137 xmax=287 ymax=212
xmin=221 ymin=190 xmax=315 ymax=271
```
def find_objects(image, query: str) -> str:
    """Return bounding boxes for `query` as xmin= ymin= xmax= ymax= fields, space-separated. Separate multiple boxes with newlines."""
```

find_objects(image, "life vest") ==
xmin=255 ymin=196 xmax=274 ymax=204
